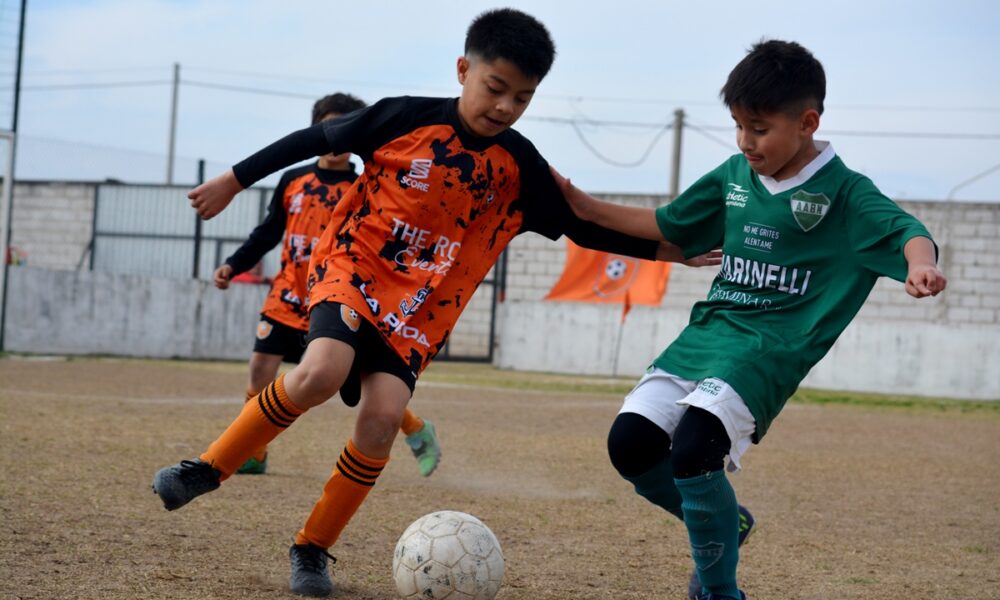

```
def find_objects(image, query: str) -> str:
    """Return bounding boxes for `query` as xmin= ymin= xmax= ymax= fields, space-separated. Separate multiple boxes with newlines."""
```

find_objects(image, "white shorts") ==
xmin=619 ymin=367 xmax=757 ymax=472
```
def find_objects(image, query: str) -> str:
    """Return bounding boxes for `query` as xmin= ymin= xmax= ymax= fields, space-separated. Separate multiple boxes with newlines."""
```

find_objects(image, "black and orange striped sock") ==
xmin=295 ymin=439 xmax=388 ymax=548
xmin=244 ymin=389 xmax=268 ymax=462
xmin=201 ymin=375 xmax=302 ymax=479
xmin=399 ymin=409 xmax=424 ymax=436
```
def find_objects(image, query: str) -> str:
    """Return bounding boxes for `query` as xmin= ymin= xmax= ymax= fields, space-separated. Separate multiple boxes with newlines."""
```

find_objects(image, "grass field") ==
xmin=1 ymin=355 xmax=998 ymax=599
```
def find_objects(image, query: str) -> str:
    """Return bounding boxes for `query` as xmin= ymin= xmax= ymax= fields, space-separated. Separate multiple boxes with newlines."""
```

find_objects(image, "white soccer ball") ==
xmin=605 ymin=258 xmax=628 ymax=280
xmin=392 ymin=510 xmax=505 ymax=599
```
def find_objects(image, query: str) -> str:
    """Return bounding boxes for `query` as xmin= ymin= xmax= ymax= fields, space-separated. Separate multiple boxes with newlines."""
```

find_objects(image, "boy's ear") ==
xmin=800 ymin=109 xmax=820 ymax=135
xmin=456 ymin=56 xmax=470 ymax=85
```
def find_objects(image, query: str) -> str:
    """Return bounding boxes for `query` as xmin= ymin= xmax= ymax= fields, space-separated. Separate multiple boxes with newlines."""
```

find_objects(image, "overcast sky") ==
xmin=15 ymin=0 xmax=1000 ymax=201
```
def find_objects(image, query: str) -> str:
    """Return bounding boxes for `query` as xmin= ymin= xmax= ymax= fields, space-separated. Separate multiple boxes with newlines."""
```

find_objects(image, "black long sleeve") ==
xmin=562 ymin=214 xmax=659 ymax=260
xmin=231 ymin=125 xmax=330 ymax=189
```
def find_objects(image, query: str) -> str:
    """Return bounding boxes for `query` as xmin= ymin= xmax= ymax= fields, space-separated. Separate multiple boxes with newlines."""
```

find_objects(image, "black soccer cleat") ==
xmin=151 ymin=459 xmax=221 ymax=511
xmin=289 ymin=542 xmax=336 ymax=597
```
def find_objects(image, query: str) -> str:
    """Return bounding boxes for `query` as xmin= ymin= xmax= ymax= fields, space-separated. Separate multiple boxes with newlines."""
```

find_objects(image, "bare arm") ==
xmin=551 ymin=167 xmax=663 ymax=241
xmin=903 ymin=236 xmax=946 ymax=298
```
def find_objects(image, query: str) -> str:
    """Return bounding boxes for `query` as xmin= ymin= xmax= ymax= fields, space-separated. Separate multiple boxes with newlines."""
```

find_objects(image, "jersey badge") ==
xmin=790 ymin=190 xmax=831 ymax=232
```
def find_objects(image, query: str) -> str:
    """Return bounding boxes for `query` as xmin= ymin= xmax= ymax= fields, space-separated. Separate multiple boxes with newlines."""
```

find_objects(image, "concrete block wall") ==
xmin=9 ymin=182 xmax=95 ymax=270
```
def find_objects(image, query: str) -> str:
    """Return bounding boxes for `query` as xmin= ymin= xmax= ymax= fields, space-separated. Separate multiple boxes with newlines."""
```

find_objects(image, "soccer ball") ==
xmin=605 ymin=258 xmax=628 ymax=280
xmin=392 ymin=510 xmax=505 ymax=599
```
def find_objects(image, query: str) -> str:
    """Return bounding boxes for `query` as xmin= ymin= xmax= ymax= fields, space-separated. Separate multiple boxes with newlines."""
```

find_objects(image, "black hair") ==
xmin=464 ymin=8 xmax=556 ymax=82
xmin=312 ymin=93 xmax=366 ymax=125
xmin=721 ymin=39 xmax=826 ymax=116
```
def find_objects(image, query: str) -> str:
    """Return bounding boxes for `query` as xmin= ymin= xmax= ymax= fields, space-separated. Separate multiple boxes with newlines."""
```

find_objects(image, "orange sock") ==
xmin=244 ymin=389 xmax=268 ymax=462
xmin=201 ymin=375 xmax=303 ymax=479
xmin=295 ymin=439 xmax=388 ymax=548
xmin=399 ymin=409 xmax=424 ymax=436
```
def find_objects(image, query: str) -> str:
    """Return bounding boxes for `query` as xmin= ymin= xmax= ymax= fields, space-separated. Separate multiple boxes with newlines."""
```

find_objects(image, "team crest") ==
xmin=790 ymin=190 xmax=831 ymax=232
xmin=340 ymin=305 xmax=362 ymax=332
xmin=256 ymin=320 xmax=273 ymax=340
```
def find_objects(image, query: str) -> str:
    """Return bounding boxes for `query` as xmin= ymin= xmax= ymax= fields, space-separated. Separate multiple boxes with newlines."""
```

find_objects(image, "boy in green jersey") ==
xmin=553 ymin=40 xmax=947 ymax=600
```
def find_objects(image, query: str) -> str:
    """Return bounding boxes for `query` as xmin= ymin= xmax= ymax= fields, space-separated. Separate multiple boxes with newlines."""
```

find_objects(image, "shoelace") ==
xmin=177 ymin=460 xmax=213 ymax=481
xmin=293 ymin=544 xmax=337 ymax=572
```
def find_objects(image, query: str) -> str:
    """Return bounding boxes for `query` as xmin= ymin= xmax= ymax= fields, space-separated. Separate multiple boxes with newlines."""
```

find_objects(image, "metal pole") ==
xmin=166 ymin=62 xmax=180 ymax=184
xmin=0 ymin=0 xmax=28 ymax=351
xmin=192 ymin=159 xmax=205 ymax=278
xmin=669 ymin=108 xmax=685 ymax=199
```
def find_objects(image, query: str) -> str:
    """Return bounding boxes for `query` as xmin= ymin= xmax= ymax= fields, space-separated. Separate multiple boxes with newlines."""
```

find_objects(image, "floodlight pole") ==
xmin=668 ymin=108 xmax=684 ymax=200
xmin=0 ymin=0 xmax=28 ymax=352
xmin=166 ymin=62 xmax=180 ymax=184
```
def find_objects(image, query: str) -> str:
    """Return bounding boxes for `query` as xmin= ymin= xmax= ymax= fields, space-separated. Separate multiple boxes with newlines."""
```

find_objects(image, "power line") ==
xmin=569 ymin=121 xmax=673 ymax=168
xmin=22 ymin=79 xmax=170 ymax=91
xmin=182 ymin=79 xmax=318 ymax=100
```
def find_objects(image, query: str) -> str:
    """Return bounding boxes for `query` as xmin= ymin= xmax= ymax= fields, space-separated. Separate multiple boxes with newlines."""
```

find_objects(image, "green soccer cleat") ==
xmin=236 ymin=453 xmax=268 ymax=475
xmin=405 ymin=420 xmax=441 ymax=477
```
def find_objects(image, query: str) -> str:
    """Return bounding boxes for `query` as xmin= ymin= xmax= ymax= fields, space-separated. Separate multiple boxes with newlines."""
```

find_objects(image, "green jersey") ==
xmin=654 ymin=148 xmax=931 ymax=441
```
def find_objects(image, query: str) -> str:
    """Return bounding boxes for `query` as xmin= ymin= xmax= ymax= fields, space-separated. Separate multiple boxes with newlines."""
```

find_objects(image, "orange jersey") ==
xmin=233 ymin=97 xmax=658 ymax=378
xmin=225 ymin=163 xmax=357 ymax=331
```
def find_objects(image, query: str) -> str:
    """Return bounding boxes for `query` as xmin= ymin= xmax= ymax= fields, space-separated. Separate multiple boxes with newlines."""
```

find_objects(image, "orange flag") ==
xmin=545 ymin=240 xmax=671 ymax=321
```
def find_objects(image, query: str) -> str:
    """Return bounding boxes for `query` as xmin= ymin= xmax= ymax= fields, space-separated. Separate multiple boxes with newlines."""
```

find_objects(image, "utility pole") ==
xmin=166 ymin=62 xmax=179 ymax=184
xmin=0 ymin=0 xmax=28 ymax=352
xmin=669 ymin=108 xmax=684 ymax=199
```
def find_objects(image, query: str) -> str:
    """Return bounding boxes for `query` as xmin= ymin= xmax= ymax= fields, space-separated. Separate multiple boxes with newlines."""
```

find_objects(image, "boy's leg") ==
xmin=671 ymin=388 xmax=755 ymax=600
xmin=152 ymin=338 xmax=355 ymax=510
xmin=237 ymin=351 xmax=285 ymax=474
xmin=607 ymin=369 xmax=693 ymax=518
xmin=290 ymin=371 xmax=411 ymax=596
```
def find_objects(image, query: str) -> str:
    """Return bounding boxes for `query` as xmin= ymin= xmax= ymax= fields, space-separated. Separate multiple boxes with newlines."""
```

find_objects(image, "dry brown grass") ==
xmin=1 ymin=356 xmax=998 ymax=599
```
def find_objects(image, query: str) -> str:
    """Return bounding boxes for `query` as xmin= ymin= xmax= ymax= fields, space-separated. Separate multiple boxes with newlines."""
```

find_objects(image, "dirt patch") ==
xmin=1 ymin=357 xmax=998 ymax=599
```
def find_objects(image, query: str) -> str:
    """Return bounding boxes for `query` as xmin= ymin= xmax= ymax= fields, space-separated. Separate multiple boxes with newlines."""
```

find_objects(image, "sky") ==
xmin=11 ymin=0 xmax=1000 ymax=201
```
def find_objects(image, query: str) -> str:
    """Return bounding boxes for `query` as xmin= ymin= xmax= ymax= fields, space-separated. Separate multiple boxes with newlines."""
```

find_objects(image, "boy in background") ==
xmin=554 ymin=40 xmax=946 ymax=600
xmin=213 ymin=93 xmax=441 ymax=477
xmin=155 ymin=9 xmax=705 ymax=597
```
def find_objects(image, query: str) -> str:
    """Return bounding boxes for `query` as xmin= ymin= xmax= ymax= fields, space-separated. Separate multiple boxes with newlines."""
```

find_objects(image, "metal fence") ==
xmin=87 ymin=181 xmax=499 ymax=362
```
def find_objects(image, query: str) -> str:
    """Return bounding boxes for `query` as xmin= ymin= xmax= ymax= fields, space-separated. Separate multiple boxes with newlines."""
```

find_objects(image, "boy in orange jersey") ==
xmin=153 ymin=8 xmax=712 ymax=597
xmin=213 ymin=93 xmax=441 ymax=477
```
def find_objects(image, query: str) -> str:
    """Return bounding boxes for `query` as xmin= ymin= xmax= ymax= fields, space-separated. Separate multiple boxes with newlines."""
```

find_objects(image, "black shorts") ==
xmin=253 ymin=316 xmax=308 ymax=364
xmin=307 ymin=301 xmax=417 ymax=406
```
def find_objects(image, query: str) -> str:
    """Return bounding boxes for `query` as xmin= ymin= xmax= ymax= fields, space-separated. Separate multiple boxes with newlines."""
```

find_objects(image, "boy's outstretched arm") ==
xmin=903 ymin=236 xmax=947 ymax=298
xmin=551 ymin=167 xmax=662 ymax=241
xmin=189 ymin=124 xmax=332 ymax=220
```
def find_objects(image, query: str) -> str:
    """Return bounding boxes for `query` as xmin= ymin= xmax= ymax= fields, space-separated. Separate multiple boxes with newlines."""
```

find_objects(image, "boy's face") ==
xmin=455 ymin=55 xmax=539 ymax=137
xmin=730 ymin=105 xmax=820 ymax=181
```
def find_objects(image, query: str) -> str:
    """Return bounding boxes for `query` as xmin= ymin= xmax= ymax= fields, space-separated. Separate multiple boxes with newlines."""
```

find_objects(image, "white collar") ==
xmin=757 ymin=141 xmax=835 ymax=194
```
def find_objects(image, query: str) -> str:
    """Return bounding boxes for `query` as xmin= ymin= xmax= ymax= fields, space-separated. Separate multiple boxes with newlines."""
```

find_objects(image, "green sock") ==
xmin=675 ymin=470 xmax=741 ymax=599
xmin=623 ymin=456 xmax=684 ymax=520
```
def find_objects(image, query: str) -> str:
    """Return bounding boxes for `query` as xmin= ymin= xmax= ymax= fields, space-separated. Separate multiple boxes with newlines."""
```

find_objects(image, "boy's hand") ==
xmin=213 ymin=264 xmax=234 ymax=290
xmin=656 ymin=242 xmax=723 ymax=267
xmin=189 ymin=169 xmax=243 ymax=220
xmin=683 ymin=248 xmax=723 ymax=268
xmin=905 ymin=264 xmax=947 ymax=298
xmin=550 ymin=166 xmax=597 ymax=221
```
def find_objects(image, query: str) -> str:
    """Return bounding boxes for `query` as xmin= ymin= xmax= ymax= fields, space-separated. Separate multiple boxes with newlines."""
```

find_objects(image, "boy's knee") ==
xmin=670 ymin=408 xmax=730 ymax=479
xmin=607 ymin=412 xmax=671 ymax=478
xmin=291 ymin=362 xmax=344 ymax=405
